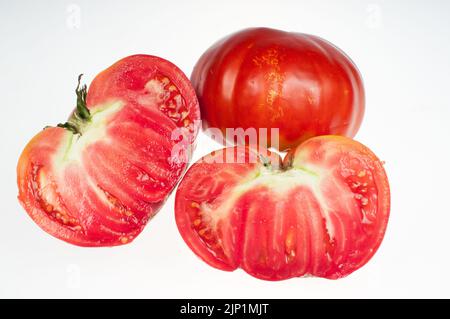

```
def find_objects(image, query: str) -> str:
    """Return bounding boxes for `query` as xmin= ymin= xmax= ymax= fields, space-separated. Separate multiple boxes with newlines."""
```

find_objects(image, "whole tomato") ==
xmin=191 ymin=28 xmax=365 ymax=151
xmin=17 ymin=55 xmax=200 ymax=246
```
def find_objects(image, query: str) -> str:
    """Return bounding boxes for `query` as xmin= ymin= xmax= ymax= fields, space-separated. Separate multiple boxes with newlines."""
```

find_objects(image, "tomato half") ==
xmin=191 ymin=27 xmax=365 ymax=151
xmin=175 ymin=136 xmax=390 ymax=280
xmin=17 ymin=55 xmax=200 ymax=246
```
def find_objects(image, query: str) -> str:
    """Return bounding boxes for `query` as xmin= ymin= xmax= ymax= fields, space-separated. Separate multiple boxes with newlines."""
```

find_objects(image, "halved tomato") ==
xmin=175 ymin=136 xmax=390 ymax=280
xmin=18 ymin=55 xmax=200 ymax=246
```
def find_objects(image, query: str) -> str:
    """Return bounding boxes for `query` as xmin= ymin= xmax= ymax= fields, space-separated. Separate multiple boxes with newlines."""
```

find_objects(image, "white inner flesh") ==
xmin=202 ymin=166 xmax=340 ymax=239
xmin=54 ymin=100 xmax=123 ymax=166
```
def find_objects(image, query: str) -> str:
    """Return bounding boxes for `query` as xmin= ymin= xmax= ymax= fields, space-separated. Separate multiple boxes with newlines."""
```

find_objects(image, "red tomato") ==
xmin=17 ymin=55 xmax=200 ymax=246
xmin=191 ymin=27 xmax=365 ymax=151
xmin=175 ymin=136 xmax=390 ymax=280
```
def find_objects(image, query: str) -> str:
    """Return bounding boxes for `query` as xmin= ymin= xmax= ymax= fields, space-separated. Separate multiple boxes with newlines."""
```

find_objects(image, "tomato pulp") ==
xmin=18 ymin=55 xmax=200 ymax=246
xmin=191 ymin=28 xmax=365 ymax=151
xmin=175 ymin=136 xmax=389 ymax=280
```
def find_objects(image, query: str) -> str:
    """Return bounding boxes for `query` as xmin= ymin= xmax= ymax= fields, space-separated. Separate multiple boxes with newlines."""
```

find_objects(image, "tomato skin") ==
xmin=191 ymin=28 xmax=365 ymax=151
xmin=175 ymin=136 xmax=390 ymax=280
xmin=18 ymin=55 xmax=200 ymax=246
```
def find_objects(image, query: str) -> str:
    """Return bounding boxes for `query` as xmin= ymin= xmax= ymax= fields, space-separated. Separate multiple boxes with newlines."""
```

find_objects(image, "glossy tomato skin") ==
xmin=192 ymin=28 xmax=365 ymax=151
xmin=175 ymin=136 xmax=390 ymax=280
xmin=18 ymin=55 xmax=200 ymax=246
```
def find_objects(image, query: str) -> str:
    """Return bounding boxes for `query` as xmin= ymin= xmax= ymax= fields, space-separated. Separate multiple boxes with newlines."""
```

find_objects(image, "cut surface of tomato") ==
xmin=175 ymin=136 xmax=390 ymax=280
xmin=18 ymin=55 xmax=200 ymax=246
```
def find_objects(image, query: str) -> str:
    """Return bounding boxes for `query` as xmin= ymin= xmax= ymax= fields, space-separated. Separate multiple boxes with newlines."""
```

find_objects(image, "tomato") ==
xmin=175 ymin=136 xmax=390 ymax=280
xmin=17 ymin=55 xmax=200 ymax=246
xmin=191 ymin=27 xmax=365 ymax=151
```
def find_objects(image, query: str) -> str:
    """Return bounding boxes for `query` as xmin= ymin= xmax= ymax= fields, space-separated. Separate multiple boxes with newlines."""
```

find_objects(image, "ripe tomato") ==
xmin=17 ymin=55 xmax=200 ymax=246
xmin=175 ymin=136 xmax=390 ymax=280
xmin=191 ymin=27 xmax=365 ymax=151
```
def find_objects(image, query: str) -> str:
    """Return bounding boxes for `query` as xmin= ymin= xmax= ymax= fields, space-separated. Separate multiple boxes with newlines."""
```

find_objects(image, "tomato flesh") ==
xmin=18 ymin=55 xmax=200 ymax=246
xmin=175 ymin=136 xmax=390 ymax=280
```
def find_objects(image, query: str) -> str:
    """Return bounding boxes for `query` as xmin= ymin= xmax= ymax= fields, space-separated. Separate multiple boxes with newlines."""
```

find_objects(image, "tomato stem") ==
xmin=74 ymin=74 xmax=90 ymax=120
xmin=258 ymin=154 xmax=272 ymax=168
xmin=57 ymin=74 xmax=91 ymax=135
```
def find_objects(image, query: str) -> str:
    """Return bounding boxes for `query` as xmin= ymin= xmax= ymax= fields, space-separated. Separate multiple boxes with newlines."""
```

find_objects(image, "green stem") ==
xmin=258 ymin=154 xmax=272 ymax=168
xmin=57 ymin=74 xmax=91 ymax=135
xmin=74 ymin=74 xmax=90 ymax=120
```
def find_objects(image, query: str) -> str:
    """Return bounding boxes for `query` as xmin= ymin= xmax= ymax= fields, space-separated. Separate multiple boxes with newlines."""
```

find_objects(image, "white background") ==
xmin=1 ymin=0 xmax=449 ymax=298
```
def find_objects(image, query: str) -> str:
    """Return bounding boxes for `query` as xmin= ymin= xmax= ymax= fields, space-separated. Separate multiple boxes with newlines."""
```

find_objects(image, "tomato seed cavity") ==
xmin=31 ymin=164 xmax=81 ymax=231
xmin=143 ymin=74 xmax=195 ymax=133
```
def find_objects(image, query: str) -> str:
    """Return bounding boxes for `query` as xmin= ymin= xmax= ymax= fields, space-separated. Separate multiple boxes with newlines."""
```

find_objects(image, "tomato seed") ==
xmin=191 ymin=202 xmax=200 ymax=209
xmin=193 ymin=219 xmax=201 ymax=227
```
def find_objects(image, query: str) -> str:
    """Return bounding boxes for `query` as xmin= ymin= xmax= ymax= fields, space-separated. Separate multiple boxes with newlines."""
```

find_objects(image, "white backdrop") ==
xmin=1 ymin=0 xmax=449 ymax=298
